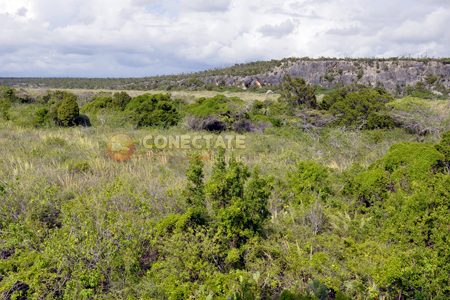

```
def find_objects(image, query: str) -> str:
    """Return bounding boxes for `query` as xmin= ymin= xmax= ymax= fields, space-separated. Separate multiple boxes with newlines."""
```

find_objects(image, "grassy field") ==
xmin=22 ymin=88 xmax=280 ymax=104
xmin=1 ymin=86 xmax=449 ymax=299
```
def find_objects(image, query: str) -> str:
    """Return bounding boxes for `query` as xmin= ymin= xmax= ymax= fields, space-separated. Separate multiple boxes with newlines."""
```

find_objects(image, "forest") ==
xmin=0 ymin=76 xmax=449 ymax=299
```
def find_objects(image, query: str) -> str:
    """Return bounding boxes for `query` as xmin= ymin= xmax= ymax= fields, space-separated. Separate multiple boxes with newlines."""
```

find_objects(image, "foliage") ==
xmin=82 ymin=92 xmax=131 ymax=112
xmin=183 ymin=153 xmax=206 ymax=210
xmin=387 ymin=97 xmax=450 ymax=135
xmin=1 ymin=85 xmax=450 ymax=299
xmin=82 ymin=95 xmax=114 ymax=112
xmin=345 ymin=142 xmax=444 ymax=208
xmin=405 ymin=81 xmax=435 ymax=99
xmin=321 ymin=86 xmax=394 ymax=129
xmin=279 ymin=75 xmax=317 ymax=109
xmin=436 ymin=131 xmax=450 ymax=161
xmin=0 ymin=98 xmax=11 ymax=120
xmin=112 ymin=91 xmax=132 ymax=110
xmin=287 ymin=161 xmax=332 ymax=205
xmin=126 ymin=93 xmax=180 ymax=128
xmin=187 ymin=94 xmax=244 ymax=118
xmin=43 ymin=91 xmax=83 ymax=127
xmin=33 ymin=107 xmax=51 ymax=127
xmin=0 ymin=86 xmax=16 ymax=120
xmin=55 ymin=93 xmax=80 ymax=127
xmin=186 ymin=95 xmax=251 ymax=132
xmin=0 ymin=86 xmax=17 ymax=102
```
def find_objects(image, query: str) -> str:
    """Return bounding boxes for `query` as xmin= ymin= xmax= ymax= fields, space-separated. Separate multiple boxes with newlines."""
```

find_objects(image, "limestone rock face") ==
xmin=196 ymin=59 xmax=450 ymax=93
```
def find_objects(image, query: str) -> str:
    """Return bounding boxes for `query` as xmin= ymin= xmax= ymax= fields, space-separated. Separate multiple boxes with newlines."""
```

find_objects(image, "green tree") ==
xmin=321 ymin=86 xmax=394 ymax=129
xmin=55 ymin=93 xmax=80 ymax=126
xmin=112 ymin=92 xmax=131 ymax=110
xmin=126 ymin=93 xmax=180 ymax=128
xmin=279 ymin=75 xmax=317 ymax=108
xmin=287 ymin=161 xmax=332 ymax=205
xmin=436 ymin=130 xmax=450 ymax=172
xmin=184 ymin=154 xmax=205 ymax=208
xmin=0 ymin=98 xmax=11 ymax=120
xmin=206 ymin=149 xmax=249 ymax=211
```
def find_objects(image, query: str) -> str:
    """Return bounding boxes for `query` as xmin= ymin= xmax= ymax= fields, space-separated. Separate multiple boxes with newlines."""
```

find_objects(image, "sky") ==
xmin=0 ymin=0 xmax=449 ymax=77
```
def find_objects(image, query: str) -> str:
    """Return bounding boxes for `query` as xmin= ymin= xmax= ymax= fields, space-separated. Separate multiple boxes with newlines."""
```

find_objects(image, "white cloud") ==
xmin=259 ymin=20 xmax=297 ymax=38
xmin=0 ymin=0 xmax=449 ymax=76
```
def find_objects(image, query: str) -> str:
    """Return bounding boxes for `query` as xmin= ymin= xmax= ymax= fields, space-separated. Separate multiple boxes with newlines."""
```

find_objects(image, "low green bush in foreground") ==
xmin=0 ymin=130 xmax=449 ymax=299
xmin=0 ymin=84 xmax=449 ymax=299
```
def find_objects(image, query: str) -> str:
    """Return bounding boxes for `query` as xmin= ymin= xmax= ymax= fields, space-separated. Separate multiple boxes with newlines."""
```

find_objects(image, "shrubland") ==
xmin=0 ymin=81 xmax=449 ymax=299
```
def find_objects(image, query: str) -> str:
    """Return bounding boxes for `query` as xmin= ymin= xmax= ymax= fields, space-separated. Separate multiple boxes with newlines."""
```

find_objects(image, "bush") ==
xmin=344 ymin=168 xmax=391 ymax=207
xmin=82 ymin=96 xmax=113 ymax=112
xmin=31 ymin=202 xmax=62 ymax=229
xmin=0 ymin=86 xmax=16 ymax=102
xmin=48 ymin=92 xmax=81 ymax=127
xmin=287 ymin=161 xmax=332 ymax=205
xmin=436 ymin=131 xmax=450 ymax=159
xmin=321 ymin=86 xmax=394 ymax=129
xmin=436 ymin=131 xmax=450 ymax=171
xmin=375 ymin=142 xmax=443 ymax=183
xmin=126 ymin=93 xmax=180 ymax=128
xmin=187 ymin=94 xmax=244 ymax=117
xmin=279 ymin=75 xmax=317 ymax=108
xmin=0 ymin=98 xmax=11 ymax=120
xmin=112 ymin=92 xmax=131 ymax=110
xmin=364 ymin=112 xmax=395 ymax=130
xmin=186 ymin=95 xmax=253 ymax=132
xmin=56 ymin=95 xmax=80 ymax=127
xmin=387 ymin=97 xmax=450 ymax=135
xmin=82 ymin=92 xmax=131 ymax=112
xmin=33 ymin=107 xmax=50 ymax=127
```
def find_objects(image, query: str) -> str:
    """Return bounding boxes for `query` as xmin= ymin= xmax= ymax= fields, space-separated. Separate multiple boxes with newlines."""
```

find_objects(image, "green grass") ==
xmin=1 ymin=88 xmax=449 ymax=299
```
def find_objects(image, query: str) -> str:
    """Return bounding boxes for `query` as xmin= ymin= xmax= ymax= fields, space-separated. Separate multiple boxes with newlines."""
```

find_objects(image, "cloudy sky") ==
xmin=0 ymin=0 xmax=449 ymax=77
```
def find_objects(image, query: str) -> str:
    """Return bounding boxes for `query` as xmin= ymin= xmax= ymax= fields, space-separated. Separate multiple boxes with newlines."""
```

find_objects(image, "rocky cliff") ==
xmin=2 ymin=58 xmax=449 ymax=94
xmin=197 ymin=59 xmax=450 ymax=93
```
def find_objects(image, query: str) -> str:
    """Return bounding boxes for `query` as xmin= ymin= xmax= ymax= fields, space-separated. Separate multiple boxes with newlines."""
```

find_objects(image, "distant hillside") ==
xmin=1 ymin=57 xmax=450 ymax=94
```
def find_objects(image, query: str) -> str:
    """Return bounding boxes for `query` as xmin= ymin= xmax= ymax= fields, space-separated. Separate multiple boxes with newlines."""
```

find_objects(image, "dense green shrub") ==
xmin=83 ymin=92 xmax=131 ymax=112
xmin=0 ymin=86 xmax=16 ymax=120
xmin=279 ymin=75 xmax=317 ymax=108
xmin=364 ymin=112 xmax=395 ymax=129
xmin=67 ymin=160 xmax=91 ymax=174
xmin=436 ymin=130 xmax=450 ymax=160
xmin=250 ymin=99 xmax=287 ymax=127
xmin=55 ymin=94 xmax=80 ymax=126
xmin=321 ymin=86 xmax=394 ymax=129
xmin=344 ymin=168 xmax=390 ymax=207
xmin=112 ymin=91 xmax=132 ymax=110
xmin=82 ymin=95 xmax=113 ymax=112
xmin=345 ymin=142 xmax=444 ymax=207
xmin=46 ymin=91 xmax=83 ymax=127
xmin=126 ymin=93 xmax=180 ymax=128
xmin=187 ymin=94 xmax=244 ymax=117
xmin=0 ymin=98 xmax=11 ymax=120
xmin=183 ymin=154 xmax=206 ymax=211
xmin=0 ymin=86 xmax=16 ymax=102
xmin=32 ymin=107 xmax=51 ymax=127
xmin=287 ymin=161 xmax=332 ymax=205
xmin=380 ymin=142 xmax=443 ymax=182
xmin=186 ymin=95 xmax=252 ymax=132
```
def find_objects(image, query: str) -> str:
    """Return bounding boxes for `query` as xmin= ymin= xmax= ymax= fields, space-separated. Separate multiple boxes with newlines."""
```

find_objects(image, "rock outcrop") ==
xmin=196 ymin=59 xmax=450 ymax=93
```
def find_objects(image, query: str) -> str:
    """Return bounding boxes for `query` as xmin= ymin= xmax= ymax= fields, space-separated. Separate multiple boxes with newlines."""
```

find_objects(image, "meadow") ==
xmin=0 ymin=82 xmax=449 ymax=299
